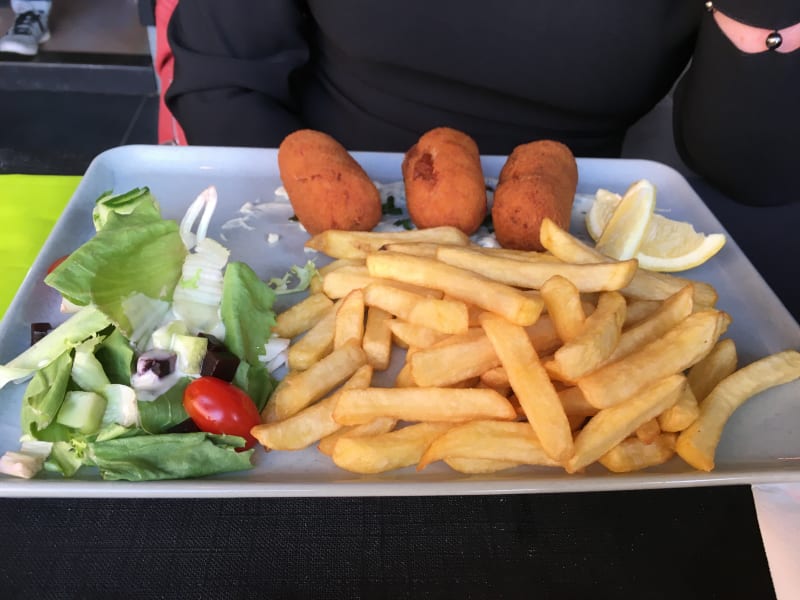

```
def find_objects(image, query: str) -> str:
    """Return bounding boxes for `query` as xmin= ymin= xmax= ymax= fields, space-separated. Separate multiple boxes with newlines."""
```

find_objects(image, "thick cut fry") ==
xmin=394 ymin=362 xmax=416 ymax=387
xmin=366 ymin=252 xmax=543 ymax=326
xmin=479 ymin=366 xmax=511 ymax=396
xmin=623 ymin=299 xmax=662 ymax=327
xmin=436 ymin=245 xmax=638 ymax=293
xmin=599 ymin=433 xmax=677 ymax=473
xmin=306 ymin=227 xmax=470 ymax=259
xmin=524 ymin=315 xmax=562 ymax=356
xmin=676 ymin=350 xmax=800 ymax=471
xmin=388 ymin=320 xmax=448 ymax=349
xmin=558 ymin=387 xmax=599 ymax=417
xmin=657 ymin=385 xmax=700 ymax=432
xmin=480 ymin=313 xmax=573 ymax=463
xmin=687 ymin=338 xmax=738 ymax=402
xmin=380 ymin=242 xmax=456 ymax=258
xmin=545 ymin=291 xmax=626 ymax=382
xmin=577 ymin=310 xmax=729 ymax=409
xmin=333 ymin=387 xmax=517 ymax=425
xmin=362 ymin=306 xmax=393 ymax=370
xmin=332 ymin=422 xmax=453 ymax=474
xmin=419 ymin=420 xmax=562 ymax=470
xmin=287 ymin=301 xmax=339 ymax=371
xmin=541 ymin=275 xmax=586 ymax=342
xmin=265 ymin=340 xmax=368 ymax=422
xmin=318 ymin=257 xmax=365 ymax=276
xmin=539 ymin=217 xmax=718 ymax=306
xmin=252 ymin=364 xmax=373 ymax=451
xmin=317 ymin=416 xmax=397 ymax=456
xmin=567 ymin=374 xmax=686 ymax=473
xmin=604 ymin=285 xmax=694 ymax=365
xmin=444 ymin=457 xmax=521 ymax=474
xmin=635 ymin=418 xmax=661 ymax=444
xmin=322 ymin=265 xmax=443 ymax=300
xmin=409 ymin=333 xmax=500 ymax=387
xmin=334 ymin=289 xmax=365 ymax=349
xmin=274 ymin=292 xmax=334 ymax=339
xmin=363 ymin=283 xmax=468 ymax=335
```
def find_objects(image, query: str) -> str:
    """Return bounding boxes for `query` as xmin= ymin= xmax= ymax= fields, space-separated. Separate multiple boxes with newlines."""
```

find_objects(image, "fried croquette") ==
xmin=402 ymin=127 xmax=487 ymax=235
xmin=491 ymin=140 xmax=578 ymax=251
xmin=278 ymin=129 xmax=382 ymax=235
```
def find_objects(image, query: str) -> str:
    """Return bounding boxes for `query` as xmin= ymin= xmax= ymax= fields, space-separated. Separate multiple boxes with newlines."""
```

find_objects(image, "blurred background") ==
xmin=0 ymin=0 xmax=157 ymax=174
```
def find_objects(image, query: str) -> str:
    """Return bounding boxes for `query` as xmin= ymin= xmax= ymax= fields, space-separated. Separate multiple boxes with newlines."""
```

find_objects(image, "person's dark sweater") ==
xmin=165 ymin=0 xmax=798 ymax=206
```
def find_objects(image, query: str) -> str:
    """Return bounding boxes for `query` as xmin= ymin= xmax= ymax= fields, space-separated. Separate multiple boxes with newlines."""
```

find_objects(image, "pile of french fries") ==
xmin=251 ymin=219 xmax=800 ymax=476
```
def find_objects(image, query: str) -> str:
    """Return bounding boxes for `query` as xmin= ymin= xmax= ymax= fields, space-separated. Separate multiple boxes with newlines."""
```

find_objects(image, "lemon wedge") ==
xmin=594 ymin=179 xmax=656 ymax=260
xmin=586 ymin=180 xmax=727 ymax=272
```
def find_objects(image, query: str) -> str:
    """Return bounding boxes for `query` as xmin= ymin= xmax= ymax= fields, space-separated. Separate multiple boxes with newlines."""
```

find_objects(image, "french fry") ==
xmin=363 ymin=283 xmax=469 ymax=335
xmin=524 ymin=315 xmax=562 ymax=356
xmin=598 ymin=433 xmax=677 ymax=473
xmin=566 ymin=374 xmax=686 ymax=473
xmin=318 ymin=257 xmax=365 ymax=276
xmin=418 ymin=420 xmax=561 ymax=470
xmin=366 ymin=252 xmax=543 ymax=326
xmin=273 ymin=292 xmax=334 ymax=339
xmin=394 ymin=362 xmax=416 ymax=387
xmin=577 ymin=310 xmax=729 ymax=409
xmin=251 ymin=365 xmax=373 ymax=451
xmin=538 ymin=217 xmax=718 ymax=306
xmin=687 ymin=338 xmax=738 ymax=402
xmin=380 ymin=242 xmax=449 ymax=258
xmin=480 ymin=313 xmax=573 ymax=463
xmin=604 ymin=285 xmax=694 ymax=365
xmin=540 ymin=275 xmax=586 ymax=342
xmin=409 ymin=333 xmax=500 ymax=387
xmin=545 ymin=291 xmax=626 ymax=382
xmin=479 ymin=366 xmax=511 ymax=397
xmin=322 ymin=265 xmax=443 ymax=300
xmin=334 ymin=289 xmax=365 ymax=349
xmin=635 ymin=418 xmax=661 ymax=445
xmin=657 ymin=385 xmax=700 ymax=432
xmin=287 ymin=301 xmax=339 ymax=371
xmin=331 ymin=422 xmax=453 ymax=474
xmin=362 ymin=306 xmax=393 ymax=370
xmin=317 ymin=416 xmax=397 ymax=456
xmin=558 ymin=387 xmax=599 ymax=418
xmin=306 ymin=227 xmax=470 ymax=259
xmin=436 ymin=245 xmax=638 ymax=293
xmin=264 ymin=339 xmax=368 ymax=422
xmin=444 ymin=457 xmax=522 ymax=474
xmin=332 ymin=387 xmax=517 ymax=425
xmin=676 ymin=350 xmax=800 ymax=471
xmin=623 ymin=299 xmax=662 ymax=327
xmin=388 ymin=320 xmax=449 ymax=349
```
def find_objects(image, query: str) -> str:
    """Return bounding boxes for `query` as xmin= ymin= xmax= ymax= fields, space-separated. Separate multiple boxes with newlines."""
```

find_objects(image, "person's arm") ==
xmin=673 ymin=0 xmax=800 ymax=206
xmin=165 ymin=0 xmax=309 ymax=147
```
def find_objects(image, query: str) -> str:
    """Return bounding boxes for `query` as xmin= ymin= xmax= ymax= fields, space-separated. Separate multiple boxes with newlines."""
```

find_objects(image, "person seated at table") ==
xmin=163 ymin=0 xmax=799 ymax=206
xmin=0 ymin=0 xmax=51 ymax=56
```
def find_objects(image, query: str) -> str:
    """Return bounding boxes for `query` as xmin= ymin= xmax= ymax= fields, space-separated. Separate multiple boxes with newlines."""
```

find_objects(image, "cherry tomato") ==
xmin=183 ymin=377 xmax=262 ymax=450
xmin=46 ymin=255 xmax=68 ymax=275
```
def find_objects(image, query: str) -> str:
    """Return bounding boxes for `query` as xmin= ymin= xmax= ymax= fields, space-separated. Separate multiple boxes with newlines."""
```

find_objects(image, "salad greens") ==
xmin=0 ymin=186 xmax=286 ymax=481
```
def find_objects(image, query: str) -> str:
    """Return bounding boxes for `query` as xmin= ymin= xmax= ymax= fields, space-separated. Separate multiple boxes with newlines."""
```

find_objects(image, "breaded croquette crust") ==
xmin=492 ymin=140 xmax=578 ymax=251
xmin=278 ymin=129 xmax=382 ymax=235
xmin=402 ymin=127 xmax=487 ymax=235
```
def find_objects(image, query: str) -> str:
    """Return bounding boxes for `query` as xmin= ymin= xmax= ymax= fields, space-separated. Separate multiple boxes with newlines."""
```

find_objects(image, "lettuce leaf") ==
xmin=221 ymin=261 xmax=277 ymax=366
xmin=45 ymin=220 xmax=187 ymax=338
xmin=88 ymin=432 xmax=253 ymax=481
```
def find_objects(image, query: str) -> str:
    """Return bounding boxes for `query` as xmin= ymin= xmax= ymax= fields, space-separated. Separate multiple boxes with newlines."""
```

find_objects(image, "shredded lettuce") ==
xmin=267 ymin=260 xmax=319 ymax=295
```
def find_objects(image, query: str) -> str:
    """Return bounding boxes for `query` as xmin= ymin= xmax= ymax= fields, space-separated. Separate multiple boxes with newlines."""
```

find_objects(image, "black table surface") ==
xmin=1 ymin=176 xmax=797 ymax=600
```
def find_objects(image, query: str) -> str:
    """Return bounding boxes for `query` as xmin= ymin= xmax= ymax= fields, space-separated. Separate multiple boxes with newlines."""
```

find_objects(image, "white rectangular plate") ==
xmin=1 ymin=145 xmax=798 ymax=497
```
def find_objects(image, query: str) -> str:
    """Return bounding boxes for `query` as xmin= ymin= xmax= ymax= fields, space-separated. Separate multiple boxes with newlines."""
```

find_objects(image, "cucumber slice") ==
xmin=171 ymin=334 xmax=208 ymax=376
xmin=56 ymin=391 xmax=107 ymax=434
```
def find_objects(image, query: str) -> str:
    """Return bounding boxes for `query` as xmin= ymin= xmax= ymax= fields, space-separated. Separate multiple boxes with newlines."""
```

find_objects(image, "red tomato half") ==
xmin=183 ymin=377 xmax=262 ymax=450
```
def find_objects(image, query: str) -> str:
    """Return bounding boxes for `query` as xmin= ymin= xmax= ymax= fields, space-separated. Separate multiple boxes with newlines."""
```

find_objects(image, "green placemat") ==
xmin=0 ymin=175 xmax=82 ymax=319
